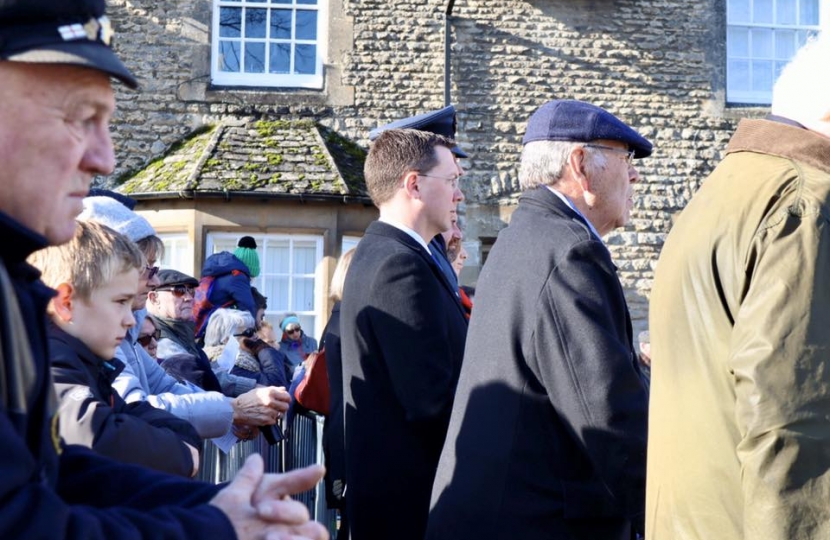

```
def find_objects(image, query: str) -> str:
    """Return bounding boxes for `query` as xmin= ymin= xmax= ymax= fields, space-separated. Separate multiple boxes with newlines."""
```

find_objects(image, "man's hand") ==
xmin=210 ymin=454 xmax=328 ymax=540
xmin=232 ymin=386 xmax=291 ymax=426
xmin=253 ymin=464 xmax=326 ymax=510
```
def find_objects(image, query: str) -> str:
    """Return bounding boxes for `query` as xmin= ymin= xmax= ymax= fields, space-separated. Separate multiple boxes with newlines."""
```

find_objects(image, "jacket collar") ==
xmin=519 ymin=186 xmax=598 ymax=236
xmin=0 ymin=211 xmax=49 ymax=268
xmin=727 ymin=118 xmax=830 ymax=175
xmin=48 ymin=322 xmax=126 ymax=381
xmin=366 ymin=221 xmax=468 ymax=318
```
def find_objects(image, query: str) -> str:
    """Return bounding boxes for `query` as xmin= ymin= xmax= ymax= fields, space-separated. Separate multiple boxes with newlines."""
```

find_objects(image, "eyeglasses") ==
xmin=286 ymin=327 xmax=302 ymax=335
xmin=137 ymin=329 xmax=161 ymax=347
xmin=155 ymin=285 xmax=195 ymax=298
xmin=143 ymin=265 xmax=160 ymax=280
xmin=234 ymin=328 xmax=257 ymax=338
xmin=418 ymin=173 xmax=461 ymax=190
xmin=583 ymin=144 xmax=636 ymax=165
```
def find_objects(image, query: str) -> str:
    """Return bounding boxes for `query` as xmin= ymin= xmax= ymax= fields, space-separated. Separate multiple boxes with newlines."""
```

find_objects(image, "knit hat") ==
xmin=234 ymin=236 xmax=260 ymax=278
xmin=280 ymin=315 xmax=301 ymax=332
xmin=79 ymin=196 xmax=155 ymax=242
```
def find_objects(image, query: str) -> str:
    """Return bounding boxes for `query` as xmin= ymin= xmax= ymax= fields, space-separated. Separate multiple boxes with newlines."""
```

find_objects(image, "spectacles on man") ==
xmin=155 ymin=285 xmax=195 ymax=298
xmin=583 ymin=144 xmax=636 ymax=165
xmin=137 ymin=329 xmax=161 ymax=347
xmin=143 ymin=265 xmax=160 ymax=280
xmin=286 ymin=326 xmax=302 ymax=335
xmin=418 ymin=173 xmax=460 ymax=190
xmin=234 ymin=327 xmax=257 ymax=338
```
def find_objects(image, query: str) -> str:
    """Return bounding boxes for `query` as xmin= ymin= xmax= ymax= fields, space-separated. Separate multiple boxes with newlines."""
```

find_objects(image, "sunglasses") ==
xmin=155 ymin=285 xmax=195 ymax=298
xmin=143 ymin=265 xmax=160 ymax=280
xmin=234 ymin=328 xmax=257 ymax=338
xmin=286 ymin=327 xmax=301 ymax=335
xmin=137 ymin=329 xmax=161 ymax=347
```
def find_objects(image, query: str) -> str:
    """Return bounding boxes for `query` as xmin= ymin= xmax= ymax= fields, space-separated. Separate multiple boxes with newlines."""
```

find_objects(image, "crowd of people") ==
xmin=2 ymin=1 xmax=830 ymax=540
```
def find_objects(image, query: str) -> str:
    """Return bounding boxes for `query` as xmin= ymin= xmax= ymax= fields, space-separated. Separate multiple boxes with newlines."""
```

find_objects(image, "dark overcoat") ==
xmin=426 ymin=187 xmax=648 ymax=540
xmin=340 ymin=221 xmax=468 ymax=540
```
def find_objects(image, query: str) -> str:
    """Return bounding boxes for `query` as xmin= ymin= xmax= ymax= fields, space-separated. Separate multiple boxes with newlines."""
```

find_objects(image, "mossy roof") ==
xmin=115 ymin=119 xmax=369 ymax=202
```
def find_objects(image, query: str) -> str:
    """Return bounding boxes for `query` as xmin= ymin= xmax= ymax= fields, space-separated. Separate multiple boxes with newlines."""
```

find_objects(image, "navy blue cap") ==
xmin=522 ymin=100 xmax=652 ymax=158
xmin=369 ymin=105 xmax=468 ymax=158
xmin=0 ymin=0 xmax=138 ymax=89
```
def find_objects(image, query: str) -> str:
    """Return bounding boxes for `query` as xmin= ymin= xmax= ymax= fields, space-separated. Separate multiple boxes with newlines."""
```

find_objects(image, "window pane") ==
xmin=751 ymin=59 xmax=774 ymax=91
xmin=775 ymin=30 xmax=796 ymax=58
xmin=297 ymin=0 xmax=318 ymax=4
xmin=774 ymin=60 xmax=788 ymax=81
xmin=753 ymin=0 xmax=773 ymax=23
xmin=298 ymin=315 xmax=316 ymax=342
xmin=293 ymin=242 xmax=317 ymax=273
xmin=295 ymin=44 xmax=316 ymax=74
xmin=270 ymin=9 xmax=292 ymax=39
xmin=295 ymin=10 xmax=317 ymax=40
xmin=212 ymin=238 xmax=237 ymax=254
xmin=220 ymin=7 xmax=242 ymax=38
xmin=728 ymin=59 xmax=751 ymax=92
xmin=728 ymin=27 xmax=750 ymax=57
xmin=219 ymin=40 xmax=241 ymax=72
xmin=800 ymin=0 xmax=819 ymax=24
xmin=269 ymin=43 xmax=291 ymax=73
xmin=245 ymin=42 xmax=265 ymax=73
xmin=751 ymin=28 xmax=773 ymax=57
xmin=728 ymin=0 xmax=751 ymax=22
xmin=265 ymin=277 xmax=289 ymax=311
xmin=776 ymin=0 xmax=797 ymax=24
xmin=265 ymin=241 xmax=290 ymax=273
xmin=292 ymin=277 xmax=315 ymax=311
xmin=271 ymin=0 xmax=291 ymax=3
xmin=797 ymin=29 xmax=818 ymax=47
xmin=245 ymin=8 xmax=267 ymax=38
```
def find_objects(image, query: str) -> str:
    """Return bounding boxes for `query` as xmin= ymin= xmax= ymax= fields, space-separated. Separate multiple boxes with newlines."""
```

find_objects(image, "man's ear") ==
xmin=402 ymin=170 xmax=421 ymax=200
xmin=51 ymin=283 xmax=75 ymax=323
xmin=148 ymin=290 xmax=159 ymax=305
xmin=567 ymin=147 xmax=597 ymax=208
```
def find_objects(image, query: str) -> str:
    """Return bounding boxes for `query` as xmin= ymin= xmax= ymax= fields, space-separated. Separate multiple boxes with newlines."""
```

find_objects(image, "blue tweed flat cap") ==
xmin=369 ymin=105 xmax=468 ymax=158
xmin=522 ymin=100 xmax=653 ymax=158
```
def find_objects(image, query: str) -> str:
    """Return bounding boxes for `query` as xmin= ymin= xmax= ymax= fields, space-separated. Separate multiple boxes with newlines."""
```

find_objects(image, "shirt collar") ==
xmin=378 ymin=216 xmax=434 ymax=254
xmin=544 ymin=186 xmax=604 ymax=242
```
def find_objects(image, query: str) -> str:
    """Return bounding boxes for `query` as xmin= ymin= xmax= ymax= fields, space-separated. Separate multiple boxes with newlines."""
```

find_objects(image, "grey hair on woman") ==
xmin=204 ymin=308 xmax=256 ymax=347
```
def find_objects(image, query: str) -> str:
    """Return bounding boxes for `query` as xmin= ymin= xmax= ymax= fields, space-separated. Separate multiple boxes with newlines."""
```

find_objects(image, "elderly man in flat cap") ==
xmin=0 ymin=0 xmax=326 ymax=539
xmin=427 ymin=100 xmax=651 ymax=540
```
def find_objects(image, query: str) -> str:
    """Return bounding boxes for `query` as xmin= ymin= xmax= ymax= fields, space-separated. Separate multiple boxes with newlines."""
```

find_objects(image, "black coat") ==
xmin=50 ymin=324 xmax=201 ymax=477
xmin=340 ymin=221 xmax=468 ymax=540
xmin=321 ymin=302 xmax=346 ymax=508
xmin=426 ymin=187 xmax=649 ymax=540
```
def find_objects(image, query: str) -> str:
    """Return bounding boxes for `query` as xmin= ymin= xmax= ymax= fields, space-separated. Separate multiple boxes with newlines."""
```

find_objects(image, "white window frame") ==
xmin=158 ymin=233 xmax=194 ymax=277
xmin=726 ymin=0 xmax=826 ymax=104
xmin=206 ymin=232 xmax=325 ymax=341
xmin=211 ymin=0 xmax=327 ymax=89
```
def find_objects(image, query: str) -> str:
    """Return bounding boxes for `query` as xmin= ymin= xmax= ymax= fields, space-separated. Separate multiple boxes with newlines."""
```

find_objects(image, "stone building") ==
xmin=105 ymin=0 xmax=820 ymax=337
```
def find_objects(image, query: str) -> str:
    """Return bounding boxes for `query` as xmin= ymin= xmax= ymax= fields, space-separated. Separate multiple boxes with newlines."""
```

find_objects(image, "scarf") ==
xmin=151 ymin=316 xmax=201 ymax=358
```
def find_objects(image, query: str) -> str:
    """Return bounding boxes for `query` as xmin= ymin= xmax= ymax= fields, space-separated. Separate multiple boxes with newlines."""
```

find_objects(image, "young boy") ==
xmin=29 ymin=220 xmax=202 ymax=477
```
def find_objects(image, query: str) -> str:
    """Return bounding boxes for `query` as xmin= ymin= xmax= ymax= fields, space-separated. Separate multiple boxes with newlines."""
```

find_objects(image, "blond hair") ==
xmin=29 ymin=220 xmax=145 ymax=302
xmin=330 ymin=247 xmax=357 ymax=302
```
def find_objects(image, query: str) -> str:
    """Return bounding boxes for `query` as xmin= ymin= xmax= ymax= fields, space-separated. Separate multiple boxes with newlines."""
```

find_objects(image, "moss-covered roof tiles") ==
xmin=116 ymin=119 xmax=369 ymax=202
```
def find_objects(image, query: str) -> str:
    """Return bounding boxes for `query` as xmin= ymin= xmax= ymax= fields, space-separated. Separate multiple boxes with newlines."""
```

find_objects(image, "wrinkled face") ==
xmin=137 ymin=317 xmax=159 ymax=359
xmin=67 ymin=269 xmax=138 ymax=359
xmin=418 ymin=146 xmax=465 ymax=239
xmin=148 ymin=285 xmax=195 ymax=321
xmin=0 ymin=63 xmax=115 ymax=245
xmin=584 ymin=139 xmax=640 ymax=236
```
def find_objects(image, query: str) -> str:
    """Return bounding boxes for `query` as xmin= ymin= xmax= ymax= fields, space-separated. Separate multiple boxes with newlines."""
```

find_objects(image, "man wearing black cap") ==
xmin=0 ymin=1 xmax=326 ymax=539
xmin=427 ymin=100 xmax=650 ymax=540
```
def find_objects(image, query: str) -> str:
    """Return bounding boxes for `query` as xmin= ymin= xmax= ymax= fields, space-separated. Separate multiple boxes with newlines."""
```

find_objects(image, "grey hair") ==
xmin=772 ymin=33 xmax=830 ymax=129
xmin=519 ymin=140 xmax=608 ymax=190
xmin=204 ymin=308 xmax=256 ymax=347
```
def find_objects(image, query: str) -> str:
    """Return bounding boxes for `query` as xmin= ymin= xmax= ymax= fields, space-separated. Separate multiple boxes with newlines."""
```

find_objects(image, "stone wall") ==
xmin=106 ymin=0 xmax=768 ymax=336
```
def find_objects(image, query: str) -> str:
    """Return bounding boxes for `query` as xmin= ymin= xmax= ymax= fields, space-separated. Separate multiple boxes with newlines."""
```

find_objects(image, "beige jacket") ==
xmin=647 ymin=119 xmax=830 ymax=540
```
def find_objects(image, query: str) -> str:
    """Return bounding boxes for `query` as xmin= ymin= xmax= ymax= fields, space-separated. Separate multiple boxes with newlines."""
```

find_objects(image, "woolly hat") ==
xmin=234 ymin=236 xmax=260 ymax=278
xmin=79 ymin=196 xmax=155 ymax=242
xmin=280 ymin=315 xmax=301 ymax=332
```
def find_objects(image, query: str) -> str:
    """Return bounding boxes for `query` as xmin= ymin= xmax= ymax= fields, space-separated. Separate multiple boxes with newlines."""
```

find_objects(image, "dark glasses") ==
xmin=286 ymin=327 xmax=301 ymax=334
xmin=137 ymin=329 xmax=161 ymax=346
xmin=155 ymin=285 xmax=195 ymax=298
xmin=143 ymin=265 xmax=160 ymax=280
xmin=234 ymin=328 xmax=257 ymax=338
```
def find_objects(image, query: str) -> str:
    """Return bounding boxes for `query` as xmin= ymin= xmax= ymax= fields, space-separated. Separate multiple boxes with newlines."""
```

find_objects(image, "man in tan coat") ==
xmin=647 ymin=35 xmax=830 ymax=540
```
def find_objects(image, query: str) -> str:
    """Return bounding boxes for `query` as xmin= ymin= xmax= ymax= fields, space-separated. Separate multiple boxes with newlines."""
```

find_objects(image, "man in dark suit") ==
xmin=340 ymin=129 xmax=468 ymax=540
xmin=427 ymin=100 xmax=651 ymax=540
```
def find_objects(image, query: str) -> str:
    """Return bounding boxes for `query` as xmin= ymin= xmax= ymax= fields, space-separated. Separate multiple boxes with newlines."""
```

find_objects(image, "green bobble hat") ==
xmin=234 ymin=236 xmax=260 ymax=278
